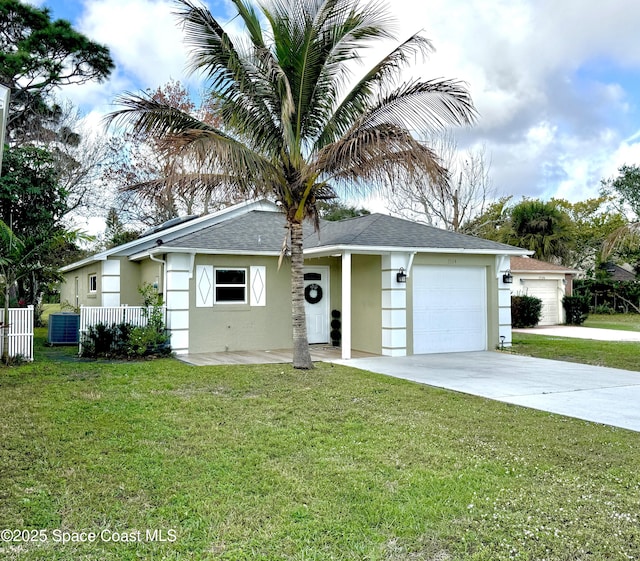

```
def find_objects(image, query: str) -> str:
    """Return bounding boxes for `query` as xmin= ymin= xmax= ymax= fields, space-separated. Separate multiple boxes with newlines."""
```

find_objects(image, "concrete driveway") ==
xmin=333 ymin=352 xmax=640 ymax=432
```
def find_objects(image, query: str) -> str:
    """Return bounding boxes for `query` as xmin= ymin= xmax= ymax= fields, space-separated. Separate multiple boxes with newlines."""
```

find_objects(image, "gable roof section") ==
xmin=306 ymin=213 xmax=526 ymax=253
xmin=61 ymin=199 xmax=280 ymax=272
xmin=145 ymin=210 xmax=527 ymax=256
xmin=510 ymin=256 xmax=578 ymax=274
xmin=158 ymin=210 xmax=289 ymax=254
xmin=64 ymin=203 xmax=530 ymax=272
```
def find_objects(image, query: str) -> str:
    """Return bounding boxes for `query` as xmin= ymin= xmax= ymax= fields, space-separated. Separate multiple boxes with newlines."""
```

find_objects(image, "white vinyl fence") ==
xmin=0 ymin=306 xmax=34 ymax=361
xmin=79 ymin=305 xmax=166 ymax=353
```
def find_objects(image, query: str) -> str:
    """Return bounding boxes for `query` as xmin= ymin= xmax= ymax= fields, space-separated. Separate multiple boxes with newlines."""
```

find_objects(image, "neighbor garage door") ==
xmin=522 ymin=279 xmax=560 ymax=325
xmin=412 ymin=265 xmax=487 ymax=354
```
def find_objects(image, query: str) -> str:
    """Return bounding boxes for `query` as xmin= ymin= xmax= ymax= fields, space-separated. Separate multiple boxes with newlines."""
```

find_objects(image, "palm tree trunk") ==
xmin=289 ymin=220 xmax=313 ymax=369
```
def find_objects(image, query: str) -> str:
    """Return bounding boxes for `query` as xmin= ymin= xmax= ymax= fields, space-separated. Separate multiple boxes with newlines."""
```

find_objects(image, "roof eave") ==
xmin=60 ymin=254 xmax=107 ymax=273
xmin=512 ymin=268 xmax=579 ymax=275
xmin=303 ymin=245 xmax=533 ymax=257
xmin=129 ymin=247 xmax=282 ymax=261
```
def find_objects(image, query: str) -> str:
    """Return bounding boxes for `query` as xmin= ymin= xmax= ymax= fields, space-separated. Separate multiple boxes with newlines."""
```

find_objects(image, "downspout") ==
xmin=149 ymin=253 xmax=166 ymax=301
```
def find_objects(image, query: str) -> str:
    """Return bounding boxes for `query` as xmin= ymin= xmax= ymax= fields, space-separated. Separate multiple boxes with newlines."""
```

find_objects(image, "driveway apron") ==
xmin=333 ymin=352 xmax=640 ymax=432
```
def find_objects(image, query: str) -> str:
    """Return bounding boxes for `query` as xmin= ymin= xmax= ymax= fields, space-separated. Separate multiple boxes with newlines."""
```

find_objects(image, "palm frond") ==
xmin=120 ymin=172 xmax=263 ymax=203
xmin=315 ymin=122 xmax=446 ymax=194
xmin=105 ymin=91 xmax=220 ymax=136
xmin=602 ymin=223 xmax=640 ymax=260
xmin=312 ymin=33 xmax=435 ymax=147
xmin=106 ymin=92 xmax=283 ymax=195
xmin=265 ymin=0 xmax=395 ymax=147
xmin=361 ymin=78 xmax=477 ymax=136
xmin=174 ymin=0 xmax=283 ymax=149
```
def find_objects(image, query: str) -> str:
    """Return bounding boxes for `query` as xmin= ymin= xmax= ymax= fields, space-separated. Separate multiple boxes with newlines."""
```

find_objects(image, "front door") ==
xmin=304 ymin=267 xmax=329 ymax=344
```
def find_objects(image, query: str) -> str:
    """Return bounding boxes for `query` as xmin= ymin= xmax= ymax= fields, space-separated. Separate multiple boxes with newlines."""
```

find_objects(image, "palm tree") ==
xmin=107 ymin=0 xmax=476 ymax=368
xmin=502 ymin=200 xmax=573 ymax=263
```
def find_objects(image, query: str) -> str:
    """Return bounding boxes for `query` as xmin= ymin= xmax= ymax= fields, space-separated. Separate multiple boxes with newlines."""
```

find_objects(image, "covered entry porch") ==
xmin=177 ymin=345 xmax=375 ymax=366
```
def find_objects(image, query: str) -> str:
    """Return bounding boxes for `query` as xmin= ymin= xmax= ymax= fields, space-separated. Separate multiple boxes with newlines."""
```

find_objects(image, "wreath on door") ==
xmin=304 ymin=283 xmax=323 ymax=304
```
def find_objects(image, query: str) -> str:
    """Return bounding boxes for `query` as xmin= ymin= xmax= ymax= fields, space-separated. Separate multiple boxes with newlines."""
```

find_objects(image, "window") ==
xmin=214 ymin=268 xmax=247 ymax=303
xmin=88 ymin=273 xmax=97 ymax=293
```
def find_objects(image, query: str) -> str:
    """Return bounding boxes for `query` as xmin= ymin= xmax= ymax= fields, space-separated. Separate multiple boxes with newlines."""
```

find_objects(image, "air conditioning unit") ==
xmin=47 ymin=312 xmax=80 ymax=345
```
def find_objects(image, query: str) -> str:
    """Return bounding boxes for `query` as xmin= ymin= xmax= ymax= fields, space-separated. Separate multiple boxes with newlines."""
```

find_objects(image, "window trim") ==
xmin=213 ymin=267 xmax=247 ymax=304
xmin=88 ymin=273 xmax=97 ymax=294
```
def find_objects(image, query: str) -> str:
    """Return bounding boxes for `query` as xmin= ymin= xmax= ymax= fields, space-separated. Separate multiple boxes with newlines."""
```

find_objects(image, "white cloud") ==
xmin=379 ymin=0 xmax=640 ymax=202
xmin=79 ymin=0 xmax=192 ymax=89
xmin=39 ymin=0 xmax=640 ymax=210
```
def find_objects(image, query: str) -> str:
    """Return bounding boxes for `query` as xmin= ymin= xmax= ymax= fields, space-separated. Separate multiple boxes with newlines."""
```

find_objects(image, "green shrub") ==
xmin=80 ymin=284 xmax=171 ymax=359
xmin=563 ymin=294 xmax=590 ymax=325
xmin=511 ymin=294 xmax=542 ymax=328
xmin=80 ymin=322 xmax=133 ymax=358
xmin=128 ymin=325 xmax=171 ymax=357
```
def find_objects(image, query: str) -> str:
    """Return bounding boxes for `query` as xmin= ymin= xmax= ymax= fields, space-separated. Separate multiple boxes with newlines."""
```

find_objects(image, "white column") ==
xmin=101 ymin=259 xmax=121 ymax=307
xmin=341 ymin=252 xmax=351 ymax=360
xmin=166 ymin=253 xmax=191 ymax=355
xmin=381 ymin=254 xmax=407 ymax=356
xmin=497 ymin=255 xmax=512 ymax=347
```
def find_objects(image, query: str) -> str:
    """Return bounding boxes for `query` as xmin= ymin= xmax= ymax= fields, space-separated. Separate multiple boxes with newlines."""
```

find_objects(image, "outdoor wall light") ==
xmin=502 ymin=270 xmax=513 ymax=284
xmin=397 ymin=267 xmax=407 ymax=283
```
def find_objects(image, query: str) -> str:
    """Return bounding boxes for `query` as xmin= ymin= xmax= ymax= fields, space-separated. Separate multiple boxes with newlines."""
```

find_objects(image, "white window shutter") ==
xmin=250 ymin=266 xmax=266 ymax=306
xmin=196 ymin=265 xmax=213 ymax=307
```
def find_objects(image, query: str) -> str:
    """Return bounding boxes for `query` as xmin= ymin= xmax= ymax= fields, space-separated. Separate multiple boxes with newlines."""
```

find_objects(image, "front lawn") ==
xmin=2 ymin=334 xmax=640 ymax=560
xmin=584 ymin=312 xmax=640 ymax=332
xmin=512 ymin=332 xmax=640 ymax=371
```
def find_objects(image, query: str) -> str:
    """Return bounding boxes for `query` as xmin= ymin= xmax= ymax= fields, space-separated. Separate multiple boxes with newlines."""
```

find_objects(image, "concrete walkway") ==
xmin=514 ymin=325 xmax=640 ymax=341
xmin=333 ymin=351 xmax=640 ymax=432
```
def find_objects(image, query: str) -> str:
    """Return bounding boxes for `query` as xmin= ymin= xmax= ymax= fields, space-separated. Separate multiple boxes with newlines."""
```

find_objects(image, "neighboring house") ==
xmin=60 ymin=199 xmax=530 ymax=359
xmin=599 ymin=262 xmax=636 ymax=282
xmin=509 ymin=256 xmax=578 ymax=325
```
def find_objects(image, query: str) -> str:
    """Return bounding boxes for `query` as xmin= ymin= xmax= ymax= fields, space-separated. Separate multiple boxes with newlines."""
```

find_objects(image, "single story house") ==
xmin=60 ymin=199 xmax=530 ymax=359
xmin=509 ymin=256 xmax=578 ymax=325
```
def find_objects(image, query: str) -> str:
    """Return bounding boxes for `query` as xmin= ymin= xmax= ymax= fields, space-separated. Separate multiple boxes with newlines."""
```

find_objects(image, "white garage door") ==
xmin=522 ymin=280 xmax=560 ymax=326
xmin=413 ymin=266 xmax=487 ymax=354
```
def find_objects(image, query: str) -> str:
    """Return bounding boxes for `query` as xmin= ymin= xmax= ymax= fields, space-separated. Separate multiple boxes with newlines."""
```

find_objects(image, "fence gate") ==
xmin=0 ymin=306 xmax=35 ymax=361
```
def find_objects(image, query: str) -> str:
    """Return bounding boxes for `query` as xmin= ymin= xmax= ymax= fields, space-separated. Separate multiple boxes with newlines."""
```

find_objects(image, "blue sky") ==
xmin=30 ymin=0 xmax=640 ymax=213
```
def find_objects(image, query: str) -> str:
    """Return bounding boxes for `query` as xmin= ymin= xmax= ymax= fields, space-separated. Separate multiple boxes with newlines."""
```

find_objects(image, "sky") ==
xmin=28 ymin=0 xmax=640 ymax=215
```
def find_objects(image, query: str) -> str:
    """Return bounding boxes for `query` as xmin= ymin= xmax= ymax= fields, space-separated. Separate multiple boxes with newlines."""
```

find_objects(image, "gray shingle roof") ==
xmin=162 ymin=210 xmax=524 ymax=254
xmin=307 ymin=213 xmax=523 ymax=251
xmin=162 ymin=210 xmax=289 ymax=252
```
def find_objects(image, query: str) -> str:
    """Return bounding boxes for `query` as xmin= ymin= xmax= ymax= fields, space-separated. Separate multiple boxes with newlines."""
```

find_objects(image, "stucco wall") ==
xmin=189 ymin=255 xmax=292 ymax=353
xmin=61 ymin=257 xmax=145 ymax=308
xmin=407 ymin=253 xmax=500 ymax=354
xmin=119 ymin=258 xmax=143 ymax=305
xmin=139 ymin=258 xmax=164 ymax=300
xmin=60 ymin=263 xmax=101 ymax=308
xmin=352 ymin=254 xmax=382 ymax=354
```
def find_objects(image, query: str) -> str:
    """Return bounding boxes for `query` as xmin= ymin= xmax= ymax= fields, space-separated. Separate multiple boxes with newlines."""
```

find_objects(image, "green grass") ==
xmin=2 ymin=331 xmax=640 ymax=560
xmin=512 ymin=332 xmax=640 ymax=371
xmin=584 ymin=313 xmax=640 ymax=332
